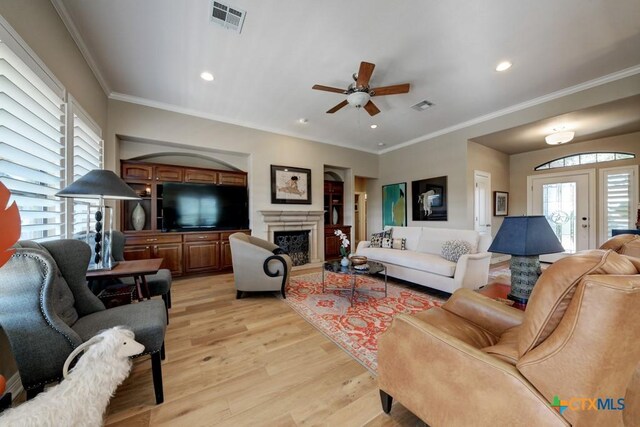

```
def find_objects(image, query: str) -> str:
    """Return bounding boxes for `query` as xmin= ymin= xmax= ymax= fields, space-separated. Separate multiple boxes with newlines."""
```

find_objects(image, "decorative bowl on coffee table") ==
xmin=350 ymin=256 xmax=368 ymax=266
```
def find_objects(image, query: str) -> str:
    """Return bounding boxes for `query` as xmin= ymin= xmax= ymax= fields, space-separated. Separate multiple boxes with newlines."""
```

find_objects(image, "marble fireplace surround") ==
xmin=258 ymin=210 xmax=324 ymax=267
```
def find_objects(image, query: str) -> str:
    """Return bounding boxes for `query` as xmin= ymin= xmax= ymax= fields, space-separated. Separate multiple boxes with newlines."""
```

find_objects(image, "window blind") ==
xmin=602 ymin=167 xmax=636 ymax=240
xmin=0 ymin=42 xmax=66 ymax=241
xmin=71 ymin=104 xmax=103 ymax=237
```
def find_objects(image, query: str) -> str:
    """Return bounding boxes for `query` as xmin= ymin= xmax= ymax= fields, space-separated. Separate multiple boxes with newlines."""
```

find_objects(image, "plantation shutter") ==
xmin=601 ymin=167 xmax=637 ymax=241
xmin=0 ymin=41 xmax=66 ymax=242
xmin=71 ymin=102 xmax=103 ymax=237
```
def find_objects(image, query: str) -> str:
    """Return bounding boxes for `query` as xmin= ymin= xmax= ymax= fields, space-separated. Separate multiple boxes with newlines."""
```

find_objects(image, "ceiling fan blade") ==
xmin=356 ymin=62 xmax=375 ymax=88
xmin=371 ymin=83 xmax=411 ymax=96
xmin=312 ymin=84 xmax=346 ymax=94
xmin=327 ymin=100 xmax=349 ymax=114
xmin=363 ymin=101 xmax=380 ymax=116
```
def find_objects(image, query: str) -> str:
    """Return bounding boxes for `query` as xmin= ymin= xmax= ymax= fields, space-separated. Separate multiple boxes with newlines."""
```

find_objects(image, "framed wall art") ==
xmin=412 ymin=176 xmax=448 ymax=221
xmin=494 ymin=191 xmax=509 ymax=216
xmin=270 ymin=165 xmax=312 ymax=204
xmin=382 ymin=182 xmax=407 ymax=227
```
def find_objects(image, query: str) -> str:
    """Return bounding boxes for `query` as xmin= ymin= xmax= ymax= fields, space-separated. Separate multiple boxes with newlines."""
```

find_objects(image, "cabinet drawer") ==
xmin=184 ymin=168 xmax=217 ymax=183
xmin=125 ymin=234 xmax=182 ymax=245
xmin=184 ymin=233 xmax=220 ymax=242
xmin=221 ymin=230 xmax=250 ymax=240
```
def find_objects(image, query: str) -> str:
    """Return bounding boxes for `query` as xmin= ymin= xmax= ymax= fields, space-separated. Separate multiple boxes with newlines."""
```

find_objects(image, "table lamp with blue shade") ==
xmin=56 ymin=170 xmax=140 ymax=270
xmin=488 ymin=215 xmax=564 ymax=304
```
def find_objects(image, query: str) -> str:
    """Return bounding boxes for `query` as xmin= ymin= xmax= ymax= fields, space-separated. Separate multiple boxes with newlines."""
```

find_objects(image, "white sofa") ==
xmin=355 ymin=226 xmax=492 ymax=294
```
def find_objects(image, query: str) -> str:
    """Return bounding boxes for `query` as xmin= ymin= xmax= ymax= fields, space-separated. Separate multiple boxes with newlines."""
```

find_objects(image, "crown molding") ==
xmin=108 ymin=92 xmax=380 ymax=155
xmin=379 ymin=64 xmax=640 ymax=154
xmin=51 ymin=0 xmax=111 ymax=96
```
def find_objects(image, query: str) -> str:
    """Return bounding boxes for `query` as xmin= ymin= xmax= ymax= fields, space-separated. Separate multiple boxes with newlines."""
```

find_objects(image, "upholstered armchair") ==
xmin=378 ymin=250 xmax=640 ymax=426
xmin=0 ymin=240 xmax=167 ymax=404
xmin=228 ymin=233 xmax=292 ymax=299
xmin=600 ymin=233 xmax=640 ymax=258
xmin=110 ymin=230 xmax=173 ymax=310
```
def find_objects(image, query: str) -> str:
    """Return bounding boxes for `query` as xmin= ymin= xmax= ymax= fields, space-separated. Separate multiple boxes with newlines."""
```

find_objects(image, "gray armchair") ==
xmin=0 ymin=239 xmax=166 ymax=404
xmin=229 ymin=233 xmax=292 ymax=299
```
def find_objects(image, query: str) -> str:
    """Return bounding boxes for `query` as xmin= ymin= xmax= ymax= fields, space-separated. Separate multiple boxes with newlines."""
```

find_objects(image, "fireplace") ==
xmin=258 ymin=210 xmax=324 ymax=267
xmin=274 ymin=230 xmax=310 ymax=266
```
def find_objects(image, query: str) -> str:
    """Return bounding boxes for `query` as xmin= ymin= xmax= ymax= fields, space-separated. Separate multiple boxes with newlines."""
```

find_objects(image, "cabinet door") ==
xmin=123 ymin=245 xmax=153 ymax=261
xmin=153 ymin=243 xmax=183 ymax=276
xmin=184 ymin=242 xmax=220 ymax=273
xmin=218 ymin=172 xmax=247 ymax=186
xmin=184 ymin=168 xmax=218 ymax=183
xmin=221 ymin=241 xmax=233 ymax=269
xmin=122 ymin=164 xmax=153 ymax=181
xmin=155 ymin=165 xmax=183 ymax=182
xmin=325 ymin=235 xmax=340 ymax=259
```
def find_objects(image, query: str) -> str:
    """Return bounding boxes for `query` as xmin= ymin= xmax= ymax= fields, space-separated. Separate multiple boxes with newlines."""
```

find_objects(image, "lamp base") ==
xmin=507 ymin=255 xmax=542 ymax=304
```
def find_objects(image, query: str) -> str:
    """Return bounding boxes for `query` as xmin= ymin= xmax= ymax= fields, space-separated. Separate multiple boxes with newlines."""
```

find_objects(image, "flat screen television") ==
xmin=162 ymin=183 xmax=249 ymax=231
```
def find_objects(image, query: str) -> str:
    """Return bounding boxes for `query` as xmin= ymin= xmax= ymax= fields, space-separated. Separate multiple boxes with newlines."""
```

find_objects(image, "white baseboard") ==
xmin=6 ymin=372 xmax=23 ymax=400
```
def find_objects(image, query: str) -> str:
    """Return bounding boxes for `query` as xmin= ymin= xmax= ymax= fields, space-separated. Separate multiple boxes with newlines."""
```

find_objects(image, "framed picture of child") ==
xmin=271 ymin=165 xmax=312 ymax=204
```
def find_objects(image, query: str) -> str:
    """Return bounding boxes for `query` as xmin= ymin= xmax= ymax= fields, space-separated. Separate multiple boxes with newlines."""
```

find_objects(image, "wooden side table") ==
xmin=478 ymin=283 xmax=526 ymax=311
xmin=87 ymin=259 xmax=163 ymax=301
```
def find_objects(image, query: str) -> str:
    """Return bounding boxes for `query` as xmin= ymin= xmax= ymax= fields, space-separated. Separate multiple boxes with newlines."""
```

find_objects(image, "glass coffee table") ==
xmin=322 ymin=260 xmax=387 ymax=306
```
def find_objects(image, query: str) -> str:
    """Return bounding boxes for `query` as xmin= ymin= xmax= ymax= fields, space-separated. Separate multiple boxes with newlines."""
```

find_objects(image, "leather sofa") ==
xmin=600 ymin=233 xmax=640 ymax=258
xmin=356 ymin=226 xmax=492 ymax=294
xmin=378 ymin=249 xmax=640 ymax=426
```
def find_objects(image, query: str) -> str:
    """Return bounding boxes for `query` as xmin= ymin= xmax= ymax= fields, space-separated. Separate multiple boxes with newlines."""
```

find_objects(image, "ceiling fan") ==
xmin=312 ymin=61 xmax=410 ymax=116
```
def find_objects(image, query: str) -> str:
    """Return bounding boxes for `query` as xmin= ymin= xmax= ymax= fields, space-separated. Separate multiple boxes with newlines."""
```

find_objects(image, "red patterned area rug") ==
xmin=283 ymin=272 xmax=444 ymax=374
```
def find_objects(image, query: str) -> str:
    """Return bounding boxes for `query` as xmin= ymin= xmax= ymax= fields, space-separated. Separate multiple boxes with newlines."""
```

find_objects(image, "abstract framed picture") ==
xmin=382 ymin=182 xmax=407 ymax=227
xmin=494 ymin=191 xmax=509 ymax=216
xmin=270 ymin=165 xmax=312 ymax=204
xmin=411 ymin=176 xmax=448 ymax=221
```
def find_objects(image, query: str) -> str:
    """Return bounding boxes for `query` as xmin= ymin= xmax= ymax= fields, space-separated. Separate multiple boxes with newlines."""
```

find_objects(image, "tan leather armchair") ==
xmin=600 ymin=233 xmax=640 ymax=258
xmin=378 ymin=250 xmax=640 ymax=426
xmin=229 ymin=233 xmax=292 ymax=299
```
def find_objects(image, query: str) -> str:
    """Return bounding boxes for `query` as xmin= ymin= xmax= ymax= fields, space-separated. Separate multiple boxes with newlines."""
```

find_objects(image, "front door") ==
xmin=528 ymin=170 xmax=595 ymax=262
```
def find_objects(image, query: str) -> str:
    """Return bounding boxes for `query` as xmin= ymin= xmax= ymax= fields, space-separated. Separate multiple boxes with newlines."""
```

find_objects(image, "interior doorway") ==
xmin=528 ymin=169 xmax=596 ymax=262
xmin=354 ymin=177 xmax=368 ymax=248
xmin=474 ymin=171 xmax=492 ymax=235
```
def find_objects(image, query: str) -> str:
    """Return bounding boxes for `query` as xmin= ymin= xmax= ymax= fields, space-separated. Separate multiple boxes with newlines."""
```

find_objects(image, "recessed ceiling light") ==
xmin=495 ymin=61 xmax=512 ymax=72
xmin=370 ymin=124 xmax=378 ymax=129
xmin=378 ymin=143 xmax=386 ymax=147
xmin=298 ymin=118 xmax=308 ymax=124
xmin=200 ymin=71 xmax=214 ymax=81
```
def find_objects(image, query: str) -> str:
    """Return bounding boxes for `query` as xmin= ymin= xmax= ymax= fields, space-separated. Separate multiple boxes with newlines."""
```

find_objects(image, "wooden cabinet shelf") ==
xmin=120 ymin=160 xmax=249 ymax=276
xmin=324 ymin=180 xmax=350 ymax=260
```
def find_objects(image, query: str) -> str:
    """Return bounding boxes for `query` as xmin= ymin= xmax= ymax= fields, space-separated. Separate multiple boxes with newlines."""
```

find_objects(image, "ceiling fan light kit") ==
xmin=545 ymin=131 xmax=575 ymax=145
xmin=312 ymin=61 xmax=410 ymax=116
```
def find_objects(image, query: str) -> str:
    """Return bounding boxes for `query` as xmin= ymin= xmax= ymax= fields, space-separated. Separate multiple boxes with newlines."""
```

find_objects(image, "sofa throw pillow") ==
xmin=370 ymin=229 xmax=392 ymax=248
xmin=382 ymin=237 xmax=407 ymax=250
xmin=441 ymin=240 xmax=472 ymax=262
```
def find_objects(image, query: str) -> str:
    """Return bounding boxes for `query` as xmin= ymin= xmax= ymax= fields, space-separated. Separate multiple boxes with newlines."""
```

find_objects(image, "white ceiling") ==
xmin=56 ymin=0 xmax=640 ymax=153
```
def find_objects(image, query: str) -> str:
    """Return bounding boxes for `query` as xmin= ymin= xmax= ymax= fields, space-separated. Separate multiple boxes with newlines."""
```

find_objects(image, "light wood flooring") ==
xmin=104 ymin=269 xmax=424 ymax=427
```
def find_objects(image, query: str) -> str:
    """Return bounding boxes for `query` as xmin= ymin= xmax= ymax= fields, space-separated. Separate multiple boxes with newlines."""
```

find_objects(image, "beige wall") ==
xmin=509 ymin=132 xmax=640 ymax=242
xmin=467 ymin=142 xmax=510 ymax=234
xmin=0 ymin=0 xmax=107 ymax=129
xmin=372 ymin=73 xmax=640 ymax=234
xmin=107 ymin=100 xmax=379 ymax=242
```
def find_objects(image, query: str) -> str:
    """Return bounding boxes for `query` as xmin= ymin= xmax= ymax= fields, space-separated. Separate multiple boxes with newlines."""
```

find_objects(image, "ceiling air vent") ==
xmin=210 ymin=1 xmax=246 ymax=33
xmin=411 ymin=100 xmax=434 ymax=111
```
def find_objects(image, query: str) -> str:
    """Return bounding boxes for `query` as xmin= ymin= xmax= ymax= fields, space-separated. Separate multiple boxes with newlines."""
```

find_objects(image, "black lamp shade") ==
xmin=488 ymin=215 xmax=564 ymax=256
xmin=56 ymin=170 xmax=140 ymax=200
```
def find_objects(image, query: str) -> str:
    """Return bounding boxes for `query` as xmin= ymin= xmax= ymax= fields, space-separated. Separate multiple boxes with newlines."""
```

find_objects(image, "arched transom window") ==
xmin=534 ymin=152 xmax=635 ymax=171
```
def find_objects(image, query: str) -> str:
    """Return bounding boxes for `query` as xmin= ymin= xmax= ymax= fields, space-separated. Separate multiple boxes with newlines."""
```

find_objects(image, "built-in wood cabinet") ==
xmin=324 ymin=180 xmax=351 ymax=260
xmin=120 ymin=160 xmax=249 ymax=276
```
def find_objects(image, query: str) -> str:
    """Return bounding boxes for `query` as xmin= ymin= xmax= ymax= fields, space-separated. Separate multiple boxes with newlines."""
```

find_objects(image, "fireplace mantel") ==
xmin=258 ymin=210 xmax=324 ymax=266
